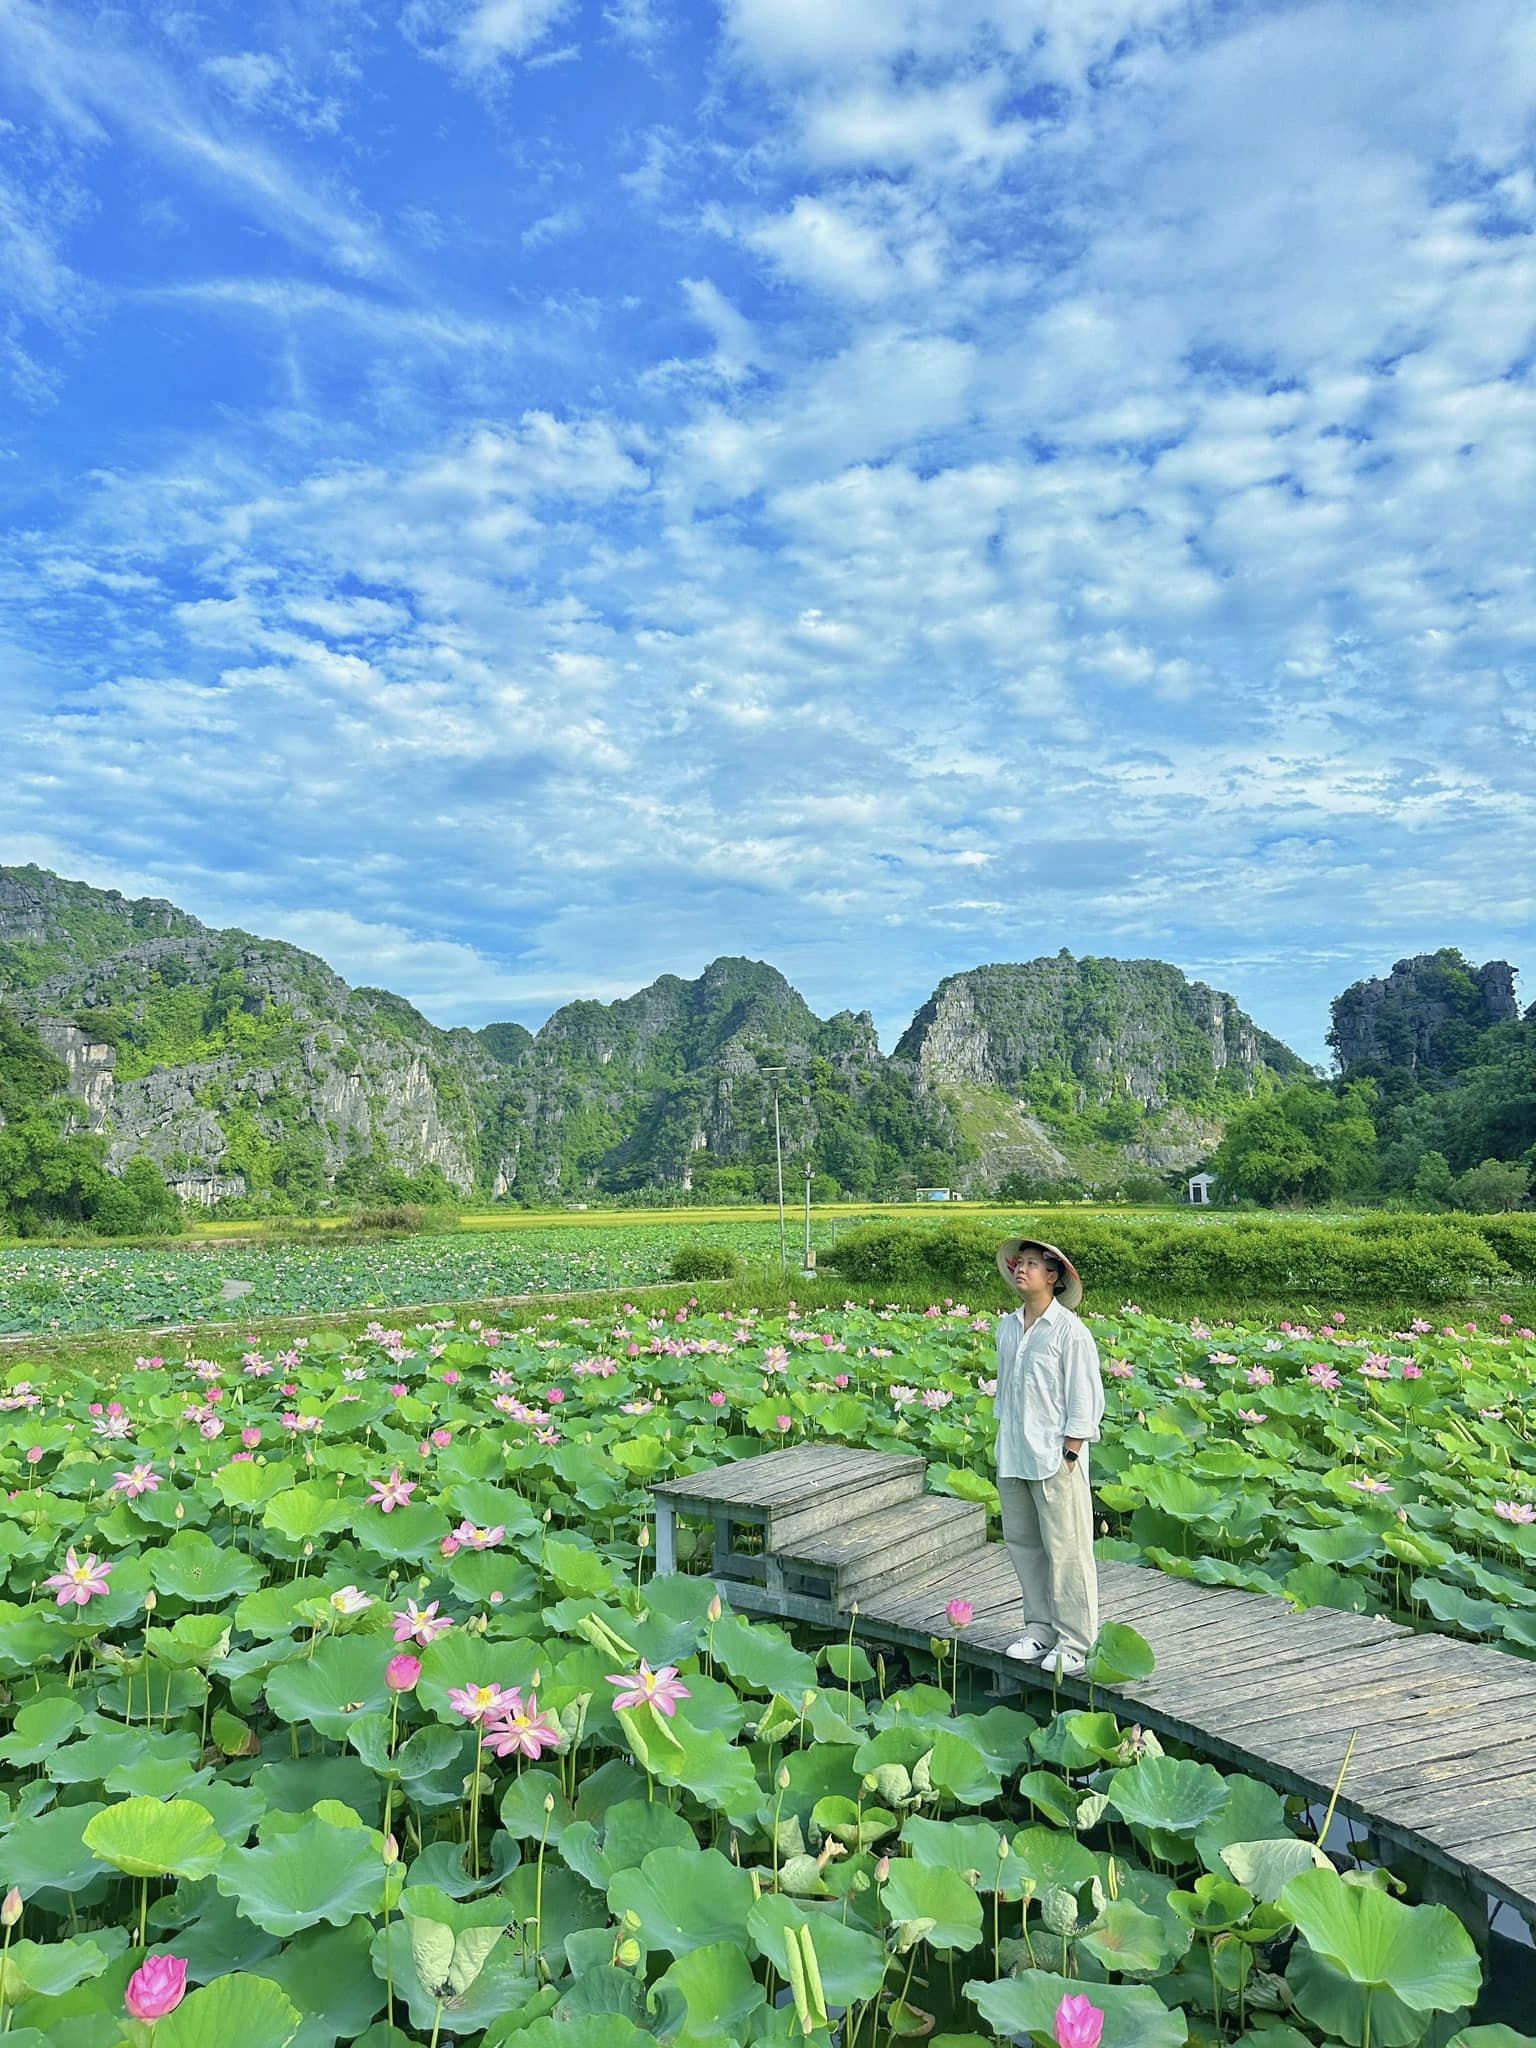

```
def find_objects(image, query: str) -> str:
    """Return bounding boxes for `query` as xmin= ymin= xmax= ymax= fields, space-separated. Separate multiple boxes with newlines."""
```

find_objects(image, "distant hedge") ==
xmin=825 ymin=1214 xmax=1519 ymax=1304
xmin=670 ymin=1244 xmax=740 ymax=1281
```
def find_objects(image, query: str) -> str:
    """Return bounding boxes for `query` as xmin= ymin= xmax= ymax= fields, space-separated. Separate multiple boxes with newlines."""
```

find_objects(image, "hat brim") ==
xmin=996 ymin=1237 xmax=1084 ymax=1310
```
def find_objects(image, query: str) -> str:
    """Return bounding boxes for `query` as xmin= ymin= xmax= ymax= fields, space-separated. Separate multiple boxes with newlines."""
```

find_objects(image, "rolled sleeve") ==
xmin=1062 ymin=1326 xmax=1105 ymax=1442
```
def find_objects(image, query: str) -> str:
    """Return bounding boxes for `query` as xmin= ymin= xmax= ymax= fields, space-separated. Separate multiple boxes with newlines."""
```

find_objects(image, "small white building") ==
xmin=1187 ymin=1171 xmax=1216 ymax=1206
xmin=916 ymin=1187 xmax=959 ymax=1202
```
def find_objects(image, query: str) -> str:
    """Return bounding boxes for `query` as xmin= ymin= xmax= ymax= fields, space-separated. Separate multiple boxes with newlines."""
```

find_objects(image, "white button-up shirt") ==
xmin=993 ymin=1297 xmax=1106 ymax=1481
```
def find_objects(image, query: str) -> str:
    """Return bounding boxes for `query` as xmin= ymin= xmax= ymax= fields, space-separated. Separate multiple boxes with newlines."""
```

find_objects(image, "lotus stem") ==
xmin=429 ymin=1995 xmax=444 ymax=2048
xmin=0 ymin=1914 xmax=14 ymax=2032
xmin=1317 ymin=1727 xmax=1358 ymax=1846
xmin=469 ymin=1740 xmax=483 ymax=1877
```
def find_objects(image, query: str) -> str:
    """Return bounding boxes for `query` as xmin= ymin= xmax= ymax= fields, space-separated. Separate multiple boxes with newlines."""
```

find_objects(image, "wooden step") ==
xmin=768 ymin=1459 xmax=927 ymax=1550
xmin=777 ymin=1495 xmax=989 ymax=1610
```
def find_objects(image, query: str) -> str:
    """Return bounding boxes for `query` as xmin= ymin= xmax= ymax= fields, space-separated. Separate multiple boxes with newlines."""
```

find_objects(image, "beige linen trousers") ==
xmin=997 ymin=1459 xmax=1098 ymax=1656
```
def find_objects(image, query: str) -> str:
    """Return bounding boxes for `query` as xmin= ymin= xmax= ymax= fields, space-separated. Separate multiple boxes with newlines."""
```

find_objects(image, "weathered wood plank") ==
xmin=778 ymin=1495 xmax=985 ymax=1567
xmin=1348 ymin=1731 xmax=1536 ymax=1792
xmin=1133 ymin=1631 xmax=1445 ymax=1709
xmin=1200 ymin=1687 xmax=1536 ymax=1764
xmin=656 ymin=1446 xmax=902 ymax=1506
xmin=770 ymin=1467 xmax=927 ymax=1544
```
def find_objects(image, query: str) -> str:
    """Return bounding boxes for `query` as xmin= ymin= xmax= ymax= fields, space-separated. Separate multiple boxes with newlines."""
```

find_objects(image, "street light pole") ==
xmin=803 ymin=1158 xmax=814 ymax=1274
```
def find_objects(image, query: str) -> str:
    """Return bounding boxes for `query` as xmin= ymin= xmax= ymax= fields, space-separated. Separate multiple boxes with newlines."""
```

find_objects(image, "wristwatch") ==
xmin=1063 ymin=1448 xmax=1079 ymax=1464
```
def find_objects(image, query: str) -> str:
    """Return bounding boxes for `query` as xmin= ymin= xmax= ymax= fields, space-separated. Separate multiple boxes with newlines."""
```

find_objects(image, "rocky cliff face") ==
xmin=2 ymin=865 xmax=1309 ymax=1200
xmin=1329 ymin=951 xmax=1519 ymax=1079
xmin=897 ymin=954 xmax=1308 ymax=1188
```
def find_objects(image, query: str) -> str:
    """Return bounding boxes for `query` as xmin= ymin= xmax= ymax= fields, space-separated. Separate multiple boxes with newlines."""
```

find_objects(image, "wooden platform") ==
xmin=652 ymin=1446 xmax=1536 ymax=1927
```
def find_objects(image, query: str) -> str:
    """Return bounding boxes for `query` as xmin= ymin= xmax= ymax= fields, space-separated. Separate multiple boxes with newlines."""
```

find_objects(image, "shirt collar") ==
xmin=1014 ymin=1296 xmax=1063 ymax=1328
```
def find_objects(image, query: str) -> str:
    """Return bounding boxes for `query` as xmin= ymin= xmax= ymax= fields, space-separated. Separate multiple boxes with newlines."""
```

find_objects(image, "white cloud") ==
xmin=401 ymin=0 xmax=574 ymax=76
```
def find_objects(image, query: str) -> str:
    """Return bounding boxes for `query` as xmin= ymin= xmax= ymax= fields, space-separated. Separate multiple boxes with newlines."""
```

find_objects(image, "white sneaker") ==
xmin=1037 ymin=1645 xmax=1087 ymax=1678
xmin=1005 ymin=1634 xmax=1052 ymax=1662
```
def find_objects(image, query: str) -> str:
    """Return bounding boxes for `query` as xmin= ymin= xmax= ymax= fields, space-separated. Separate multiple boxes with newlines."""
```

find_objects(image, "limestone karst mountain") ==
xmin=0 ymin=865 xmax=1306 ymax=1201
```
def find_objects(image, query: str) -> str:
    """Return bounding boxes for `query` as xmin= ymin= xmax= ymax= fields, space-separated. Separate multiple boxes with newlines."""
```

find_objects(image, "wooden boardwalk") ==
xmin=652 ymin=1445 xmax=1536 ymax=1930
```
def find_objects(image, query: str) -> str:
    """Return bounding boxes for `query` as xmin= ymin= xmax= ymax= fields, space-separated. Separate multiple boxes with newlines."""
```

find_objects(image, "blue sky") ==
xmin=3 ymin=0 xmax=1534 ymax=1067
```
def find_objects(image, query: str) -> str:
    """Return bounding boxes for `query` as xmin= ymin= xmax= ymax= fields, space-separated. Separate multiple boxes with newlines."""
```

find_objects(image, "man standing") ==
xmin=992 ymin=1236 xmax=1105 ymax=1679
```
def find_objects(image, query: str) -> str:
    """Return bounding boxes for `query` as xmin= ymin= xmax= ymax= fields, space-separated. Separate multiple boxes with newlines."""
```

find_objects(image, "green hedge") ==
xmin=826 ymin=1214 xmax=1511 ymax=1304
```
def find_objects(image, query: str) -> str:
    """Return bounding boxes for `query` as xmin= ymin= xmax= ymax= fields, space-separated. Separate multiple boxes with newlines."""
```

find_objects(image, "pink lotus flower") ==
xmin=45 ymin=1548 xmax=113 ymax=1607
xmin=946 ymin=1599 xmax=973 ymax=1628
xmin=112 ymin=1464 xmax=160 ymax=1500
xmin=393 ymin=1599 xmax=454 ymax=1646
xmin=125 ymin=1953 xmax=188 ymax=2021
xmin=1055 ymin=1991 xmax=1105 ymax=2048
xmin=482 ymin=1690 xmax=565 ymax=1760
xmin=1107 ymin=1360 xmax=1134 ymax=1379
xmin=1348 ymin=1476 xmax=1392 ymax=1493
xmin=607 ymin=1660 xmax=691 ymax=1716
xmin=448 ymin=1682 xmax=519 ymax=1723
xmin=451 ymin=1521 xmax=504 ymax=1551
xmin=1306 ymin=1365 xmax=1341 ymax=1391
xmin=1246 ymin=1365 xmax=1273 ymax=1386
xmin=774 ymin=1415 xmax=793 ymax=1433
xmin=1401 ymin=1361 xmax=1423 ymax=1378
xmin=367 ymin=1469 xmax=417 ymax=1513
xmin=1174 ymin=1373 xmax=1205 ymax=1391
xmin=1494 ymin=1501 xmax=1536 ymax=1524
xmin=707 ymin=1390 xmax=728 ymax=1406
xmin=241 ymin=1427 xmax=261 ymax=1448
xmin=1237 ymin=1408 xmax=1268 ymax=1424
xmin=387 ymin=1654 xmax=422 ymax=1692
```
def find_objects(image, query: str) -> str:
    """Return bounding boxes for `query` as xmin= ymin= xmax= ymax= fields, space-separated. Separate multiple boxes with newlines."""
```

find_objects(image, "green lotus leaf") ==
xmin=262 ymin=1483 xmax=354 ymax=1547
xmin=967 ymin=1968 xmax=1188 ymax=2048
xmin=347 ymin=1713 xmax=466 ymax=1785
xmin=821 ymin=1642 xmax=876 ymax=1683
xmin=400 ymin=1887 xmax=512 ymax=1999
xmin=265 ymin=1634 xmax=396 ymax=1739
xmin=445 ymin=1549 xmax=541 ymax=1606
xmin=510 ymin=2019 xmax=650 ymax=2048
xmin=1007 ymin=1824 xmax=1100 ymax=1891
xmin=369 ymin=1920 xmax=534 ymax=2036
xmin=149 ymin=1972 xmax=303 ymax=2048
xmin=902 ymin=1815 xmax=1021 ymax=1893
xmin=216 ymin=1810 xmax=400 ymax=1935
xmin=1016 ymin=1771 xmax=1082 ymax=1829
xmin=0 ymin=1932 xmax=117 ymax=2003
xmin=541 ymin=1534 xmax=621 ymax=1598
xmin=415 ymin=1631 xmax=540 ymax=1722
xmin=352 ymin=1502 xmax=451 ymax=1562
xmin=1086 ymin=1621 xmax=1157 ymax=1683
xmin=1168 ymin=1872 xmax=1255 ymax=1931
xmin=82 ymin=1797 xmax=225 ymax=1880
xmin=606 ymin=1845 xmax=755 ymax=1956
xmin=146 ymin=1613 xmax=233 ymax=1670
xmin=1029 ymin=1710 xmax=1117 ymax=1774
xmin=49 ymin=1725 xmax=195 ymax=1789
xmin=151 ymin=1531 xmax=265 ymax=1604
xmin=1280 ymin=1866 xmax=1481 ymax=2013
xmin=1194 ymin=1773 xmax=1289 ymax=1874
xmin=0 ymin=1801 xmax=106 ymax=1893
xmin=550 ymin=1963 xmax=648 ymax=2027
xmin=558 ymin=1799 xmax=696 ymax=1890
xmin=1447 ymin=2029 xmax=1536 ymax=2048
xmin=707 ymin=1614 xmax=819 ymax=1696
xmin=212 ymin=1457 xmax=297 ymax=1510
xmin=0 ymin=1611 xmax=64 ymax=1677
xmin=0 ymin=1694 xmax=85 ymax=1765
xmin=1078 ymin=1898 xmax=1172 ymax=1975
xmin=655 ymin=1939 xmax=765 ymax=2039
xmin=1108 ymin=1754 xmax=1231 ymax=1836
xmin=1220 ymin=1838 xmax=1332 ymax=1902
xmin=920 ymin=1730 xmax=1000 ymax=1807
xmin=748 ymin=1896 xmax=888 ymax=2003
xmin=248 ymin=1919 xmax=383 ymax=2047
xmin=498 ymin=1769 xmax=574 ymax=1841
xmin=642 ymin=1718 xmax=762 ymax=1826
xmin=1286 ymin=1943 xmax=1429 ymax=2047
xmin=880 ymin=1860 xmax=984 ymax=1950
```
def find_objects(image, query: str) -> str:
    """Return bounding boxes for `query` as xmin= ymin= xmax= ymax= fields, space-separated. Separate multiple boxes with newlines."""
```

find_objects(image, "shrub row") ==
xmin=825 ymin=1214 xmax=1519 ymax=1303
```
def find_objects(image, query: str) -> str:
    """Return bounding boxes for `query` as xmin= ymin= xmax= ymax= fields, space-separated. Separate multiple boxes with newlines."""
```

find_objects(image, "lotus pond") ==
xmin=0 ymin=1299 xmax=1532 ymax=2047
xmin=0 ymin=1223 xmax=859 ymax=1337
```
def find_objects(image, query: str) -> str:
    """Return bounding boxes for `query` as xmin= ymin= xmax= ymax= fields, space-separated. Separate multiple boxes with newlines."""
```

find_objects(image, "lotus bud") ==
xmin=800 ymin=1690 xmax=816 ymax=1711
xmin=382 ymin=1833 xmax=400 ymax=1865
xmin=174 ymin=1501 xmax=185 ymax=1520
xmin=303 ymin=1540 xmax=314 ymax=1558
xmin=875 ymin=1855 xmax=891 ymax=1882
xmin=544 ymin=1793 xmax=556 ymax=1813
xmin=707 ymin=1594 xmax=722 ymax=1622
xmin=144 ymin=1590 xmax=157 ymax=1613
xmin=849 ymin=1601 xmax=859 ymax=1617
xmin=638 ymin=1525 xmax=649 ymax=1548
xmin=1 ymin=1886 xmax=21 ymax=1927
xmin=777 ymin=1764 xmax=791 ymax=1790
xmin=530 ymin=1668 xmax=541 ymax=1688
xmin=998 ymin=1836 xmax=1011 ymax=1859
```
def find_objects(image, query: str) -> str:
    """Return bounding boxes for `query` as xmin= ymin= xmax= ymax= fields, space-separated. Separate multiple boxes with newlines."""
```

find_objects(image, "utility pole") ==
xmin=759 ymin=1065 xmax=790 ymax=1272
xmin=802 ymin=1158 xmax=815 ymax=1276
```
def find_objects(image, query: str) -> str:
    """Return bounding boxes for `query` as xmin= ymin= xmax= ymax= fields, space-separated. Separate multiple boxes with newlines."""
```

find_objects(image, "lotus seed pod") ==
xmin=616 ymin=1937 xmax=641 ymax=1968
xmin=623 ymin=1909 xmax=643 ymax=1932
